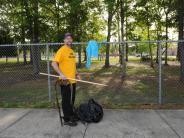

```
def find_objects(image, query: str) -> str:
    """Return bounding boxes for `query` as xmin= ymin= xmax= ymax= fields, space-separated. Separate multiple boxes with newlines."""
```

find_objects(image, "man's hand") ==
xmin=76 ymin=74 xmax=81 ymax=80
xmin=60 ymin=73 xmax=67 ymax=80
xmin=51 ymin=62 xmax=67 ymax=80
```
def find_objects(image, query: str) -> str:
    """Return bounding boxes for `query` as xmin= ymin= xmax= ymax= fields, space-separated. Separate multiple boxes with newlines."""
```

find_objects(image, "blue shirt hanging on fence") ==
xmin=86 ymin=40 xmax=99 ymax=68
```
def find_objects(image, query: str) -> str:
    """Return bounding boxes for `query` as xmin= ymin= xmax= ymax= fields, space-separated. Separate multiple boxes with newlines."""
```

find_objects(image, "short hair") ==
xmin=64 ymin=33 xmax=73 ymax=39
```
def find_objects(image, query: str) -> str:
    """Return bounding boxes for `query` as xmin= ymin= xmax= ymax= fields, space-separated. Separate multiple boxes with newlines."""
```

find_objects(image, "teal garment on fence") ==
xmin=86 ymin=40 xmax=99 ymax=68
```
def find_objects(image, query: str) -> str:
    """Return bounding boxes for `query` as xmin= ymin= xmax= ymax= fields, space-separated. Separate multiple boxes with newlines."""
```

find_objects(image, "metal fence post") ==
xmin=124 ymin=41 xmax=127 ymax=76
xmin=158 ymin=41 xmax=162 ymax=104
xmin=46 ymin=44 xmax=51 ymax=102
xmin=121 ymin=41 xmax=126 ymax=78
xmin=17 ymin=45 xmax=20 ymax=63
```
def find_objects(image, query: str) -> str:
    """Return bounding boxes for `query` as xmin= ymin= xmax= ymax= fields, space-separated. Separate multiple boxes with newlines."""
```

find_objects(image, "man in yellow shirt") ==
xmin=52 ymin=33 xmax=80 ymax=126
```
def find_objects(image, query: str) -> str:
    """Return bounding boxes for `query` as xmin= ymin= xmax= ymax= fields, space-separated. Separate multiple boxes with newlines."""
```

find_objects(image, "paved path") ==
xmin=0 ymin=109 xmax=184 ymax=138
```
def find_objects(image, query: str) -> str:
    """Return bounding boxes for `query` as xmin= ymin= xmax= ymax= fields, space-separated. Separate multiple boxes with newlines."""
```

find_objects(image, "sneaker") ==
xmin=64 ymin=120 xmax=77 ymax=127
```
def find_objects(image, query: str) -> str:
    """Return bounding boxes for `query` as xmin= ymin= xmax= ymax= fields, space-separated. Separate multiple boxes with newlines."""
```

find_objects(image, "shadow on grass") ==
xmin=0 ymin=60 xmax=184 ymax=109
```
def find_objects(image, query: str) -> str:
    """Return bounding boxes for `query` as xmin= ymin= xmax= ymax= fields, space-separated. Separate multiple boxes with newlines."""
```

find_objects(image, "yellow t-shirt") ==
xmin=53 ymin=45 xmax=76 ymax=84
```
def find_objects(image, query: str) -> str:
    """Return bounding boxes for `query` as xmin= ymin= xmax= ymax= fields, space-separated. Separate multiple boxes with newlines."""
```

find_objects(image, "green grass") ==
xmin=0 ymin=56 xmax=184 ymax=109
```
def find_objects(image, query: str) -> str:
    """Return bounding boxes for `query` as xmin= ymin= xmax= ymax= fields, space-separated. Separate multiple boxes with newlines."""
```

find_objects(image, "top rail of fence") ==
xmin=0 ymin=40 xmax=184 ymax=47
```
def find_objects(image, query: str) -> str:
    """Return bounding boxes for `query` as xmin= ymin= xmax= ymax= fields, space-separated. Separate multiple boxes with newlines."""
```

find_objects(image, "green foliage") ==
xmin=0 ymin=0 xmax=106 ymax=43
xmin=0 ymin=0 xmax=182 ymax=53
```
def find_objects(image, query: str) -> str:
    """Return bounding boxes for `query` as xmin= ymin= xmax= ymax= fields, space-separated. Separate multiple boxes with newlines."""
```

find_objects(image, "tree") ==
xmin=116 ymin=4 xmax=122 ymax=64
xmin=104 ymin=0 xmax=118 ymax=68
xmin=0 ymin=22 xmax=15 ymax=62
xmin=21 ymin=0 xmax=27 ymax=64
xmin=61 ymin=0 xmax=95 ymax=67
xmin=134 ymin=0 xmax=155 ymax=67
xmin=154 ymin=0 xmax=163 ymax=63
xmin=125 ymin=0 xmax=129 ymax=61
xmin=177 ymin=0 xmax=184 ymax=81
xmin=32 ymin=0 xmax=40 ymax=75
xmin=161 ymin=0 xmax=175 ymax=65
xmin=119 ymin=0 xmax=126 ymax=77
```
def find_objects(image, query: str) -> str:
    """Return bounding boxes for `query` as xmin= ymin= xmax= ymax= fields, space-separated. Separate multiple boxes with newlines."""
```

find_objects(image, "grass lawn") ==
xmin=0 ymin=56 xmax=184 ymax=109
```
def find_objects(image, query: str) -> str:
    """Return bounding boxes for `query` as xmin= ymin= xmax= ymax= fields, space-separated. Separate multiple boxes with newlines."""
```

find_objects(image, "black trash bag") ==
xmin=77 ymin=99 xmax=103 ymax=123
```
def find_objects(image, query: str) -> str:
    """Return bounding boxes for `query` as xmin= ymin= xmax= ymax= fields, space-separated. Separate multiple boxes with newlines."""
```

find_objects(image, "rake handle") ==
xmin=40 ymin=72 xmax=107 ymax=87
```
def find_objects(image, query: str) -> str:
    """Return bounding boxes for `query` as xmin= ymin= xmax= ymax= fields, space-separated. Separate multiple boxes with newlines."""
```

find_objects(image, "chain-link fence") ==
xmin=0 ymin=40 xmax=183 ymax=108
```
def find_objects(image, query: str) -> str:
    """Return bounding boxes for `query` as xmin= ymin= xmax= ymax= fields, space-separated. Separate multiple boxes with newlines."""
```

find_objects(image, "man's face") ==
xmin=64 ymin=36 xmax=73 ymax=46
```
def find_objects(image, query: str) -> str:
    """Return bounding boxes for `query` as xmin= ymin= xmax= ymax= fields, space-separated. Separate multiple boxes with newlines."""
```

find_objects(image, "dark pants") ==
xmin=60 ymin=83 xmax=76 ymax=121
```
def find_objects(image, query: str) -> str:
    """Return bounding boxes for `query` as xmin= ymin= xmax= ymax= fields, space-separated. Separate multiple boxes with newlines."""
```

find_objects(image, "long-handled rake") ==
xmin=40 ymin=72 xmax=108 ymax=87
xmin=54 ymin=80 xmax=64 ymax=126
xmin=40 ymin=72 xmax=107 ymax=127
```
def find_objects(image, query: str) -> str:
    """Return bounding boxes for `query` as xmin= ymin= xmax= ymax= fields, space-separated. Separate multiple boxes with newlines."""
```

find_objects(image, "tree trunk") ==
xmin=177 ymin=0 xmax=184 ymax=82
xmin=125 ymin=39 xmax=128 ymax=62
xmin=105 ymin=12 xmax=113 ymax=68
xmin=165 ymin=13 xmax=168 ymax=65
xmin=156 ymin=22 xmax=161 ymax=64
xmin=78 ymin=44 xmax=82 ymax=67
xmin=32 ymin=0 xmax=40 ymax=76
xmin=125 ymin=0 xmax=128 ymax=62
xmin=147 ymin=26 xmax=154 ymax=68
xmin=55 ymin=0 xmax=60 ymax=42
xmin=156 ymin=28 xmax=159 ymax=64
xmin=24 ymin=0 xmax=33 ymax=63
xmin=117 ymin=7 xmax=122 ymax=64
xmin=146 ymin=7 xmax=154 ymax=68
xmin=6 ymin=56 xmax=8 ymax=63
xmin=21 ymin=0 xmax=27 ymax=65
xmin=120 ymin=0 xmax=126 ymax=78
xmin=76 ymin=27 xmax=82 ymax=67
xmin=83 ymin=48 xmax=87 ymax=62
